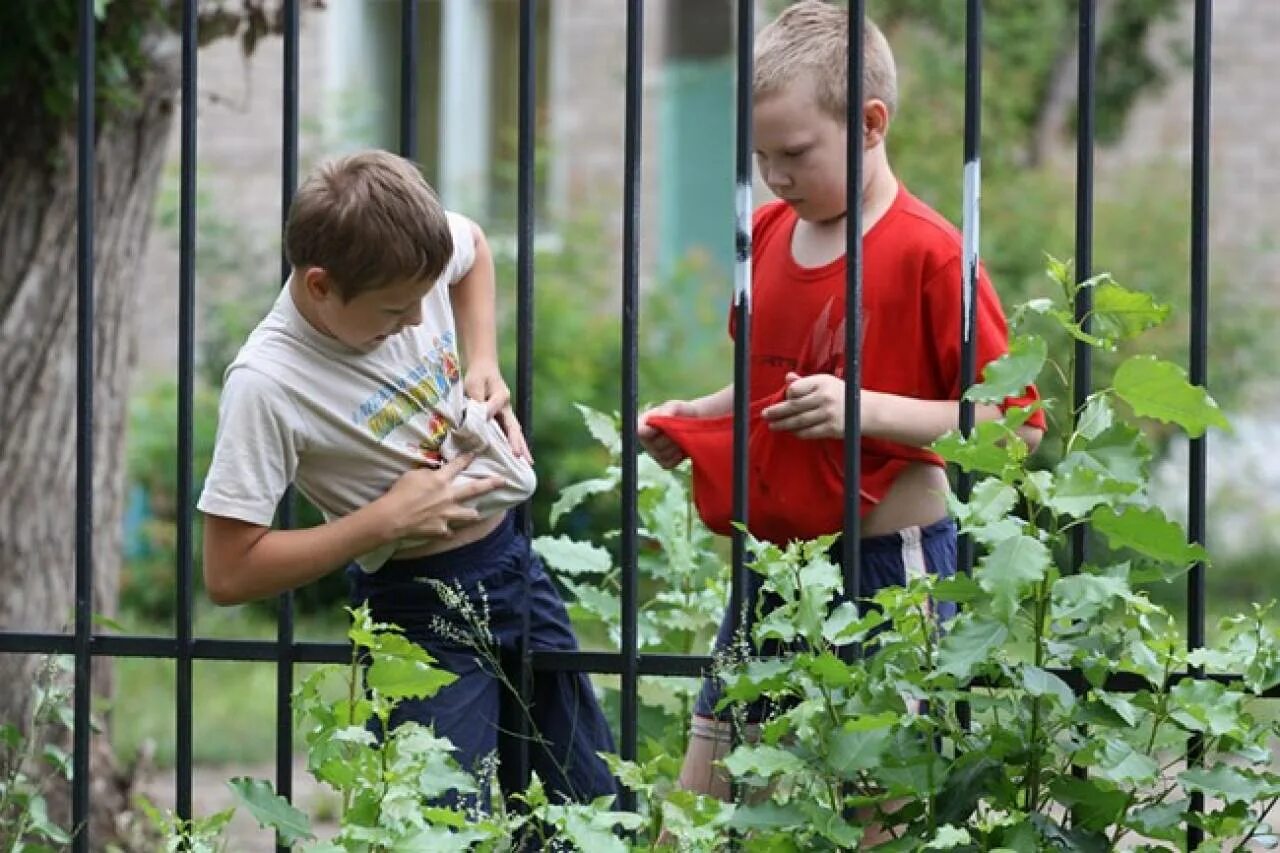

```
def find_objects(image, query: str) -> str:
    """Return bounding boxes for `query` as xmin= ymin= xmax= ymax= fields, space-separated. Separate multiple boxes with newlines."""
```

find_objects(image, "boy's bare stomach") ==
xmin=393 ymin=512 xmax=506 ymax=560
xmin=861 ymin=461 xmax=950 ymax=538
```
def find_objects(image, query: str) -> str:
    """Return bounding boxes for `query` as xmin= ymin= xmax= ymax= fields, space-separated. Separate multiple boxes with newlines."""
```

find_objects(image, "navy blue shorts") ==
xmin=347 ymin=513 xmax=617 ymax=805
xmin=694 ymin=516 xmax=959 ymax=722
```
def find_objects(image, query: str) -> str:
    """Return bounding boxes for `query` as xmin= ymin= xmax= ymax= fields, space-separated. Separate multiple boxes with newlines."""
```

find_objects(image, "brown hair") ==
xmin=285 ymin=150 xmax=453 ymax=300
xmin=754 ymin=1 xmax=898 ymax=124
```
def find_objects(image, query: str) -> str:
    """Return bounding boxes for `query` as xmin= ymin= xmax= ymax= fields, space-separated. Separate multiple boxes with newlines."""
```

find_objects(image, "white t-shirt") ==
xmin=197 ymin=212 xmax=535 ymax=572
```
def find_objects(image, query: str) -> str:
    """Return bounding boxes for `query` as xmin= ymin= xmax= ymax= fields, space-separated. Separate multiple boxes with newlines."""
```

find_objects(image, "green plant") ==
xmin=665 ymin=260 xmax=1280 ymax=850
xmin=0 ymin=657 xmax=75 ymax=852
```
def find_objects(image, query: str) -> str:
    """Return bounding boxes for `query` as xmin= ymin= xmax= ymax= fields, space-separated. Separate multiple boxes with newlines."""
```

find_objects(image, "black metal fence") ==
xmin=0 ymin=1 xmax=1246 ymax=851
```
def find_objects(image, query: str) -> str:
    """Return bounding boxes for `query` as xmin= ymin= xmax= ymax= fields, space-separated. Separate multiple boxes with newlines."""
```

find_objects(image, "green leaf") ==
xmin=1091 ymin=505 xmax=1208 ymax=567
xmin=728 ymin=800 xmax=809 ymax=832
xmin=926 ymin=825 xmax=972 ymax=849
xmin=1113 ymin=355 xmax=1230 ymax=438
xmin=1090 ymin=279 xmax=1170 ymax=342
xmin=575 ymin=403 xmax=621 ymax=454
xmin=951 ymin=478 xmax=1019 ymax=528
xmin=1127 ymin=799 xmax=1188 ymax=842
xmin=227 ymin=777 xmax=314 ymax=844
xmin=826 ymin=725 xmax=891 ymax=775
xmin=1046 ymin=464 xmax=1138 ymax=517
xmin=965 ymin=335 xmax=1047 ymax=404
xmin=532 ymin=535 xmax=613 ymax=576
xmin=723 ymin=744 xmax=805 ymax=779
xmin=938 ymin=615 xmax=1009 ymax=679
xmin=1075 ymin=394 xmax=1114 ymax=441
xmin=549 ymin=476 xmax=617 ymax=528
xmin=1021 ymin=665 xmax=1076 ymax=710
xmin=1168 ymin=680 xmax=1241 ymax=737
xmin=932 ymin=421 xmax=1022 ymax=478
xmin=1094 ymin=741 xmax=1158 ymax=785
xmin=1179 ymin=764 xmax=1275 ymax=805
xmin=366 ymin=657 xmax=456 ymax=700
xmin=977 ymin=534 xmax=1051 ymax=615
xmin=1050 ymin=776 xmax=1128 ymax=830
xmin=1062 ymin=421 xmax=1150 ymax=486
xmin=1052 ymin=572 xmax=1133 ymax=622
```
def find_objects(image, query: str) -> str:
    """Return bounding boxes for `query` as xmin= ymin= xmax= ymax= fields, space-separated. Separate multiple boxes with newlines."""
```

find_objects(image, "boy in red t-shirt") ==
xmin=638 ymin=1 xmax=1045 ymax=808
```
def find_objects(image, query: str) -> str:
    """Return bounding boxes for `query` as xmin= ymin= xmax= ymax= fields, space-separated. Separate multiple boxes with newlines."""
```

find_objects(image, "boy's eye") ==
xmin=783 ymin=147 xmax=807 ymax=158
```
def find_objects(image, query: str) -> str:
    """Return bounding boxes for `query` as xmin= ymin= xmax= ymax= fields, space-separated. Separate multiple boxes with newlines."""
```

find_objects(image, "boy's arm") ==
xmin=203 ymin=454 xmax=500 ymax=605
xmin=449 ymin=218 xmax=528 ymax=459
xmin=762 ymin=373 xmax=1044 ymax=451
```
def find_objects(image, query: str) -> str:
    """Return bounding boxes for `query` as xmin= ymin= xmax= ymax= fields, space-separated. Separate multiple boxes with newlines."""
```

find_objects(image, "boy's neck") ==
xmin=288 ymin=273 xmax=336 ymax=340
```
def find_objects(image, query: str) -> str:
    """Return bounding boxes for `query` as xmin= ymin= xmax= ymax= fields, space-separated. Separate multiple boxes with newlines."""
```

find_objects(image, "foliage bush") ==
xmin=151 ymin=260 xmax=1280 ymax=851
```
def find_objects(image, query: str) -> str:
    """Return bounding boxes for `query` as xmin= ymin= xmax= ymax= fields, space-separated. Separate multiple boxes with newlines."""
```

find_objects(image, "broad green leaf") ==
xmin=1062 ymin=422 xmax=1150 ymax=486
xmin=932 ymin=421 xmax=1022 ymax=478
xmin=977 ymin=534 xmax=1051 ymax=609
xmin=826 ymin=725 xmax=891 ymax=775
xmin=1168 ymin=680 xmax=1241 ymax=737
xmin=1127 ymin=799 xmax=1188 ymax=842
xmin=1049 ymin=776 xmax=1127 ymax=830
xmin=1075 ymin=394 xmax=1114 ymax=441
xmin=1179 ymin=764 xmax=1275 ymax=805
xmin=549 ymin=476 xmax=617 ymax=528
xmin=366 ymin=657 xmax=456 ymax=701
xmin=575 ymin=403 xmax=621 ymax=454
xmin=1090 ymin=279 xmax=1170 ymax=342
xmin=1021 ymin=665 xmax=1076 ymax=710
xmin=938 ymin=615 xmax=1009 ymax=679
xmin=227 ymin=777 xmax=314 ymax=844
xmin=1052 ymin=572 xmax=1133 ymax=622
xmin=927 ymin=825 xmax=972 ymax=849
xmin=1091 ymin=505 xmax=1208 ymax=567
xmin=1113 ymin=355 xmax=1230 ymax=438
xmin=1095 ymin=741 xmax=1158 ymax=785
xmin=723 ymin=744 xmax=805 ymax=779
xmin=1095 ymin=691 xmax=1141 ymax=728
xmin=1046 ymin=464 xmax=1137 ymax=517
xmin=965 ymin=335 xmax=1047 ymax=404
xmin=532 ymin=535 xmax=613 ymax=576
xmin=728 ymin=800 xmax=809 ymax=831
xmin=952 ymin=478 xmax=1019 ymax=528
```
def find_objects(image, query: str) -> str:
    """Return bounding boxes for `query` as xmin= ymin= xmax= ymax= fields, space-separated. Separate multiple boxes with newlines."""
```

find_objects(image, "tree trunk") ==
xmin=0 ymin=24 xmax=180 ymax=847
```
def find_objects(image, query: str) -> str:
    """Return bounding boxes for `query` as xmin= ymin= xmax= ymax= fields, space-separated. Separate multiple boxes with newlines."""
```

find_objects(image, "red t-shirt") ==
xmin=648 ymin=185 xmax=1045 ymax=544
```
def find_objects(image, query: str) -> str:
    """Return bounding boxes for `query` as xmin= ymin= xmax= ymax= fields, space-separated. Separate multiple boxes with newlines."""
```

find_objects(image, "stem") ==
xmin=1231 ymin=793 xmax=1280 ymax=853
xmin=1024 ymin=573 xmax=1053 ymax=813
xmin=1108 ymin=649 xmax=1176 ymax=847
xmin=343 ymin=642 xmax=359 ymax=817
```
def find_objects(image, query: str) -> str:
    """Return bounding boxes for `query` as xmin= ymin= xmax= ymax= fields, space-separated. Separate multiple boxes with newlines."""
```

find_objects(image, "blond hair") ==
xmin=754 ymin=1 xmax=897 ymax=124
xmin=285 ymin=150 xmax=453 ymax=300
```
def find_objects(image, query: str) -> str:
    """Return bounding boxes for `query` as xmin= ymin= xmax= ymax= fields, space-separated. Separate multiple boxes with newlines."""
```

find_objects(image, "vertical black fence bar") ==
xmin=956 ymin=0 xmax=981 ymax=577
xmin=512 ymin=0 xmax=537 ymax=792
xmin=175 ymin=0 xmax=198 ymax=823
xmin=618 ymin=0 xmax=643 ymax=810
xmin=1186 ymin=0 xmax=1212 ymax=846
xmin=1071 ymin=0 xmax=1097 ymax=572
xmin=841 ymin=1 xmax=865 ymax=606
xmin=400 ymin=0 xmax=419 ymax=159
xmin=954 ymin=0 xmax=980 ymax=734
xmin=71 ymin=0 xmax=96 ymax=848
xmin=728 ymin=0 xmax=754 ymax=661
xmin=276 ymin=2 xmax=300 ymax=849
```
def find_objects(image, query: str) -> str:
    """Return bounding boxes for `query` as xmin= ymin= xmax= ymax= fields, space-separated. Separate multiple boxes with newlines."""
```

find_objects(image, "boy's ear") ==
xmin=863 ymin=99 xmax=890 ymax=149
xmin=302 ymin=266 xmax=335 ymax=301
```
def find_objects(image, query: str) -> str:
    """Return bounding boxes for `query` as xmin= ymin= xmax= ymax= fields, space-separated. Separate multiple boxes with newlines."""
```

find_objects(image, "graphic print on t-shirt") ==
xmin=351 ymin=331 xmax=461 ymax=465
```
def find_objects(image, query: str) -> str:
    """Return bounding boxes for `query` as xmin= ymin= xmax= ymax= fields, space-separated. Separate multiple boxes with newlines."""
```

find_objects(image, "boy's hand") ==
xmin=464 ymin=362 xmax=532 ymax=462
xmin=762 ymin=372 xmax=847 ymax=439
xmin=638 ymin=400 xmax=697 ymax=469
xmin=379 ymin=453 xmax=503 ymax=540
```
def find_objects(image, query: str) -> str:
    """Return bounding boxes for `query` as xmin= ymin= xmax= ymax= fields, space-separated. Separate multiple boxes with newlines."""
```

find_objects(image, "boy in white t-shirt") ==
xmin=198 ymin=150 xmax=616 ymax=805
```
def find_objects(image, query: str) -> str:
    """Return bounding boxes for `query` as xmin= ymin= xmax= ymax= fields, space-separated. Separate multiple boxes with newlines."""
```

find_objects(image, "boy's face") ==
xmin=305 ymin=269 xmax=436 ymax=352
xmin=753 ymin=78 xmax=853 ymax=224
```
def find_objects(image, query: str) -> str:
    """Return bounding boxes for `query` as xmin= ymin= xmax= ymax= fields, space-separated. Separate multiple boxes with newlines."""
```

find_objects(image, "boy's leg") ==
xmin=682 ymin=569 xmax=770 ymax=800
xmin=347 ymin=563 xmax=503 ymax=808
xmin=491 ymin=536 xmax=618 ymax=804
xmin=850 ymin=517 xmax=957 ymax=847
